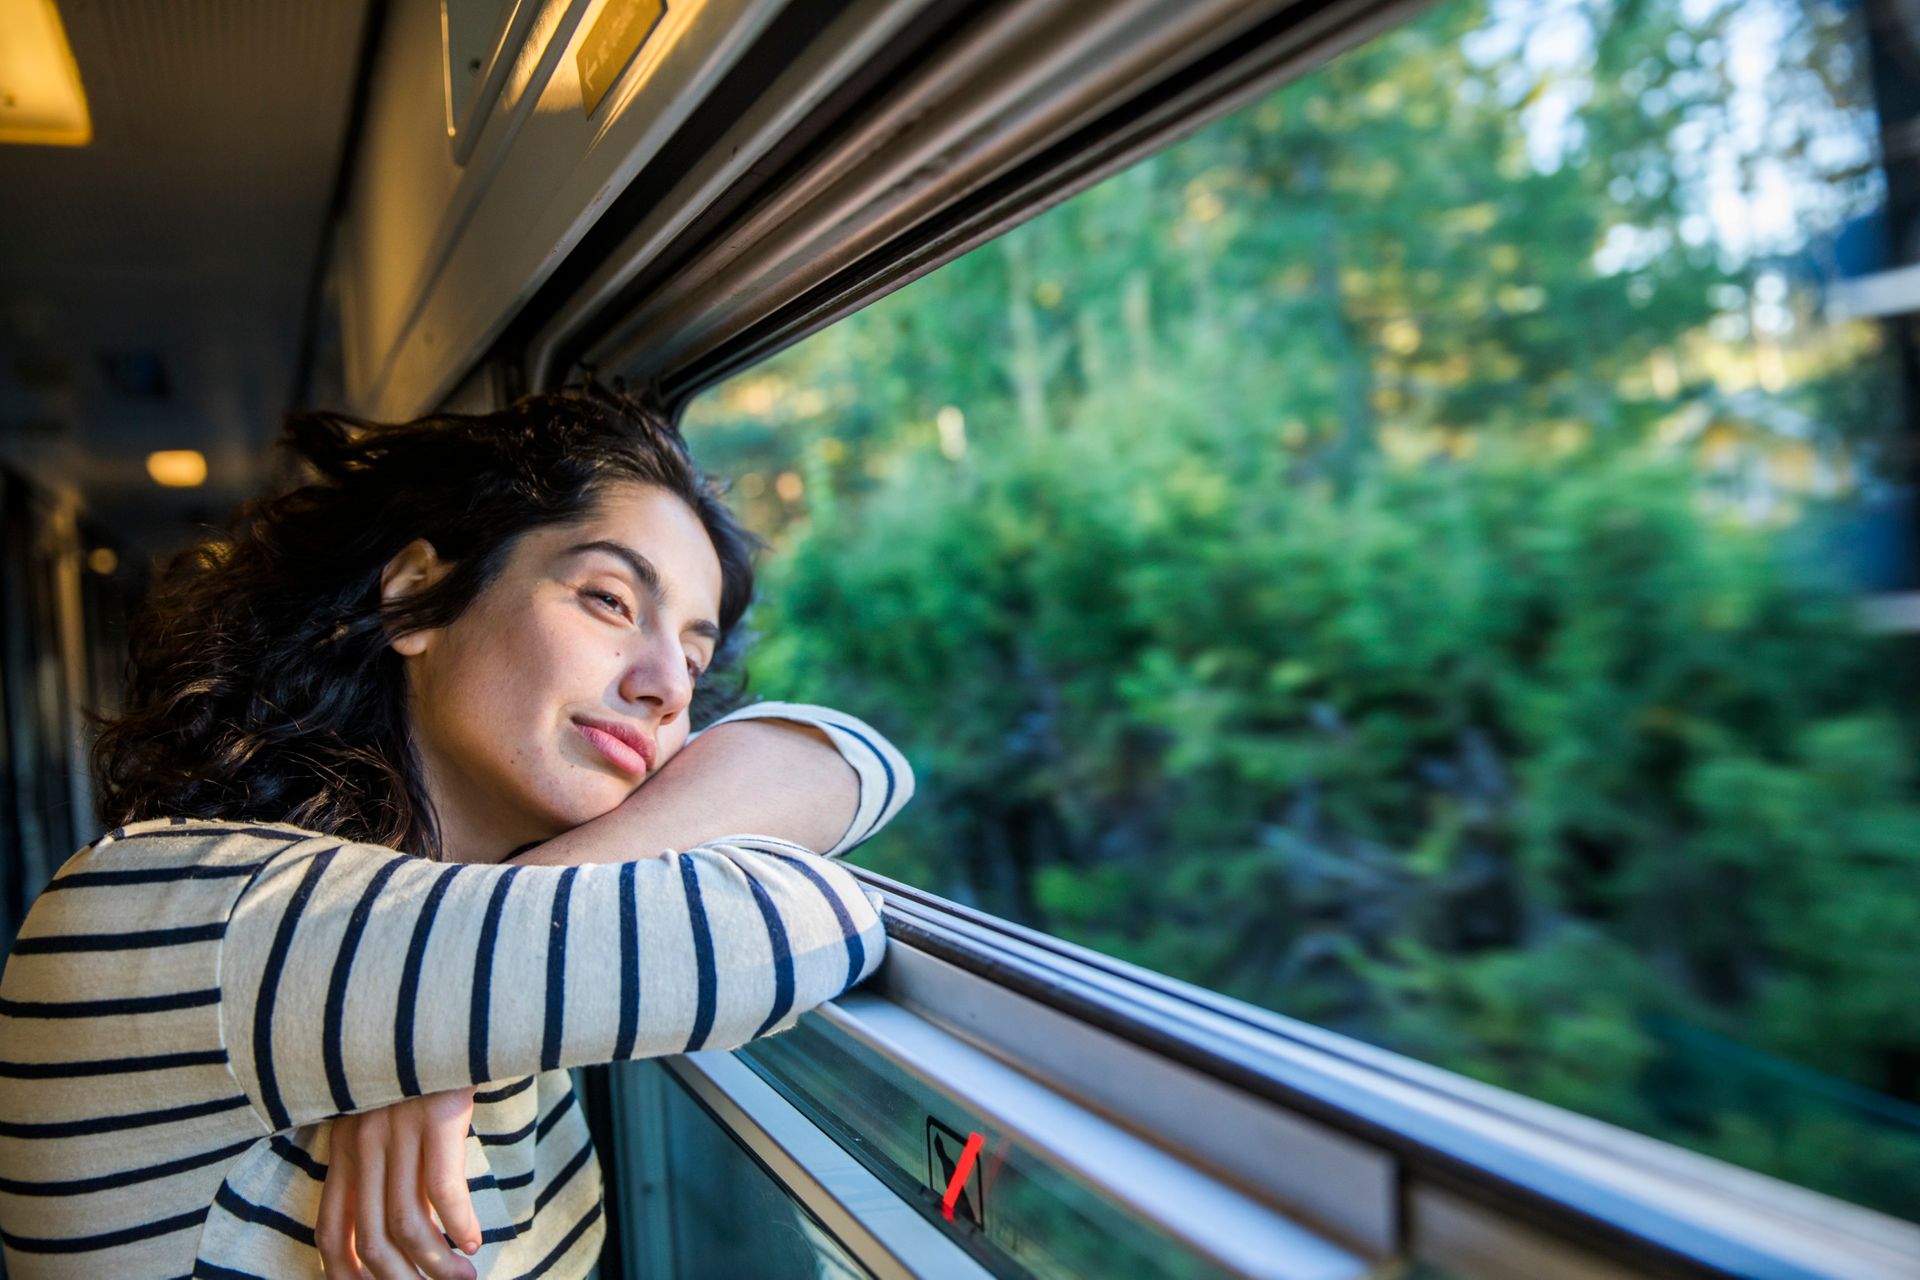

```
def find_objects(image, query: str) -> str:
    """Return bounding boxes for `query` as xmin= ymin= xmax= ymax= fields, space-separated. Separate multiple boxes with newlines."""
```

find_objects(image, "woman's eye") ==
xmin=583 ymin=588 xmax=631 ymax=619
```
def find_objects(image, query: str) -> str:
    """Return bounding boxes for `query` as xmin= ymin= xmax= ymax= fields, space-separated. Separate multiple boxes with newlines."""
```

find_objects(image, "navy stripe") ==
xmin=270 ymin=1134 xmax=328 ymax=1181
xmin=253 ymin=846 xmax=341 ymax=1131
xmin=212 ymin=1181 xmax=316 ymax=1245
xmin=1 ymin=1204 xmax=210 ymax=1253
xmin=395 ymin=865 xmax=464 ymax=1096
xmin=446 ymin=1149 xmax=596 ymax=1252
xmin=818 ymin=717 xmax=897 ymax=845
xmin=764 ymin=850 xmax=865 ymax=988
xmin=504 ymin=1198 xmax=604 ymax=1279
xmin=0 ymin=1047 xmax=228 ymax=1078
xmin=540 ymin=866 xmax=579 ymax=1071
xmin=475 ymin=1074 xmax=535 ymax=1103
xmin=0 ymin=987 xmax=220 ymax=1018
xmin=43 ymin=861 xmax=271 ymax=891
xmin=470 ymin=866 xmax=525 ymax=1084
xmin=491 ymin=1167 xmax=534 ymax=1191
xmin=533 ymin=1138 xmax=594 ymax=1213
xmin=477 ymin=1114 xmax=537 ymax=1146
xmin=324 ymin=857 xmax=407 ymax=1112
xmin=106 ymin=825 xmax=311 ymax=845
xmin=0 ymin=1094 xmax=251 ymax=1138
xmin=0 ymin=1136 xmax=256 ymax=1194
xmin=613 ymin=860 xmax=639 ymax=1058
xmin=0 ymin=990 xmax=220 ymax=1020
xmin=739 ymin=835 xmax=817 ymax=856
xmin=678 ymin=855 xmax=717 ymax=1051
xmin=743 ymin=872 xmax=795 ymax=1038
xmin=8 ymin=922 xmax=226 ymax=953
xmin=192 ymin=1263 xmax=271 ymax=1279
xmin=535 ymin=1087 xmax=576 ymax=1142
xmin=477 ymin=1089 xmax=578 ymax=1150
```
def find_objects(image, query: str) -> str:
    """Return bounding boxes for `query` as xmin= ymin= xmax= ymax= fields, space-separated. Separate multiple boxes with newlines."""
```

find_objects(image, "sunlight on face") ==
xmin=390 ymin=481 xmax=725 ymax=860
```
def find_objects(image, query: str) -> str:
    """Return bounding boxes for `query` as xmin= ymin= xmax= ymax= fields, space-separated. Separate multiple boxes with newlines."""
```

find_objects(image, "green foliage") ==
xmin=749 ymin=419 xmax=1920 ymax=1212
xmin=686 ymin=0 xmax=1920 ymax=1219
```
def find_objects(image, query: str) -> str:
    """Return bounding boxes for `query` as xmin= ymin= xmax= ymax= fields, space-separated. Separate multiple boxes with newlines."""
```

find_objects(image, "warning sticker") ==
xmin=925 ymin=1116 xmax=986 ymax=1229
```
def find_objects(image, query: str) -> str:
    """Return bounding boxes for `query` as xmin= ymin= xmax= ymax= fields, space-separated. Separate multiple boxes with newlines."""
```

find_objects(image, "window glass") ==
xmin=607 ymin=1059 xmax=874 ymax=1279
xmin=680 ymin=0 xmax=1920 ymax=1219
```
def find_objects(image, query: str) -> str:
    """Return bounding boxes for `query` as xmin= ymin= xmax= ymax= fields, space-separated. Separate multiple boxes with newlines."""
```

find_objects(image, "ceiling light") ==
xmin=147 ymin=450 xmax=207 ymax=488
xmin=0 ymin=0 xmax=92 ymax=146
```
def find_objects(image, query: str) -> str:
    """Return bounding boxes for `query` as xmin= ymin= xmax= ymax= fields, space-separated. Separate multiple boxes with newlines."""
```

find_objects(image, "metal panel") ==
xmin=1408 ymin=1186 xmax=1654 ymax=1280
xmin=337 ymin=0 xmax=792 ymax=420
xmin=443 ymin=0 xmax=542 ymax=162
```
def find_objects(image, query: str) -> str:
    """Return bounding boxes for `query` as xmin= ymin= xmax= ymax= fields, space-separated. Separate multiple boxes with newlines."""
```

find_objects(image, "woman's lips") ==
xmin=573 ymin=721 xmax=649 ymax=776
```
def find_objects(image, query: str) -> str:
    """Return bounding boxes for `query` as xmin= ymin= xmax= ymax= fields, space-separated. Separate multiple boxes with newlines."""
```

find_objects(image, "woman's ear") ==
xmin=380 ymin=539 xmax=447 ymax=657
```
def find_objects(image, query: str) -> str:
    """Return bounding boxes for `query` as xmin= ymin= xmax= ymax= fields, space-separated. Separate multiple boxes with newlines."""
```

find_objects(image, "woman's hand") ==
xmin=316 ymin=1085 xmax=483 ymax=1279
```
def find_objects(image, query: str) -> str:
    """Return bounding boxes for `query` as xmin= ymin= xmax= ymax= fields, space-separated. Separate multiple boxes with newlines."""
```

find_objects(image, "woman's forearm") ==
xmin=505 ymin=718 xmax=858 ymax=866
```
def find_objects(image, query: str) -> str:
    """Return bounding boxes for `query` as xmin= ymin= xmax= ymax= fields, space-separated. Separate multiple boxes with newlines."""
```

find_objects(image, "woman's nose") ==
xmin=617 ymin=635 xmax=695 ymax=721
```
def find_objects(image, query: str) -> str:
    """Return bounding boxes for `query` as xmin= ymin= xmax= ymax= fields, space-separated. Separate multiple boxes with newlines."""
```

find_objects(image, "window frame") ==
xmin=584 ymin=868 xmax=1920 ymax=1278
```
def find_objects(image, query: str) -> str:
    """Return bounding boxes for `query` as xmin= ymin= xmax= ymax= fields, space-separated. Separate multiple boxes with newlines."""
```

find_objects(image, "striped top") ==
xmin=0 ymin=701 xmax=911 ymax=1279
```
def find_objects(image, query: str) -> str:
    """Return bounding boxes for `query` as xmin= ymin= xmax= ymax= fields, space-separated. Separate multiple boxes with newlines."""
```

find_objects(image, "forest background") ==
xmin=678 ymin=0 xmax=1920 ymax=1217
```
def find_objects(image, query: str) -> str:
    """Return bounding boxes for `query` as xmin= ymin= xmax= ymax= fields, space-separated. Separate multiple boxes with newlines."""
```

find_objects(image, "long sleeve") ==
xmin=217 ymin=703 xmax=912 ymax=1134
xmin=690 ymin=699 xmax=916 ymax=857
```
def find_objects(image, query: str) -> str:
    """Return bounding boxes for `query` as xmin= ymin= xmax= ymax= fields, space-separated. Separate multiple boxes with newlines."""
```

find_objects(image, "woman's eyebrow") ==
xmin=565 ymin=539 xmax=721 ymax=643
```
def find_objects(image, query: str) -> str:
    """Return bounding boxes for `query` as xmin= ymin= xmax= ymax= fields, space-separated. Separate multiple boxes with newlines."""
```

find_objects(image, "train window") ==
xmin=676 ymin=0 xmax=1920 ymax=1223
xmin=602 ymin=1045 xmax=1008 ymax=1280
xmin=603 ymin=1059 xmax=876 ymax=1279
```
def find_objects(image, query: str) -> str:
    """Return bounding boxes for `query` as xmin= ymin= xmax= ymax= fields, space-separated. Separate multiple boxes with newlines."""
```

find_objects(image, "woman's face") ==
xmin=383 ymin=480 xmax=725 ymax=861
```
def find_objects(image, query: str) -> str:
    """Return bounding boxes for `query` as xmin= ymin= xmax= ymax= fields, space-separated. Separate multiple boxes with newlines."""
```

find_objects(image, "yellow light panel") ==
xmin=147 ymin=450 xmax=207 ymax=488
xmin=0 ymin=0 xmax=92 ymax=146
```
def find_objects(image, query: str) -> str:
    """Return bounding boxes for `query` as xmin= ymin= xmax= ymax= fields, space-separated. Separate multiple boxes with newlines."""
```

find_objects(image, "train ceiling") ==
xmin=0 ymin=0 xmax=371 ymax=565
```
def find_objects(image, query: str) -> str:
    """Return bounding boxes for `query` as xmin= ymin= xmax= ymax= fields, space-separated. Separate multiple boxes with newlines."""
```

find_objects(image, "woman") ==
xmin=0 ymin=388 xmax=912 ymax=1278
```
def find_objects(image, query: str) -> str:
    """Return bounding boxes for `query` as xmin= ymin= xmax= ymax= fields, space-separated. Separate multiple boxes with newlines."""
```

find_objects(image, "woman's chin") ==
xmin=544 ymin=778 xmax=636 ymax=830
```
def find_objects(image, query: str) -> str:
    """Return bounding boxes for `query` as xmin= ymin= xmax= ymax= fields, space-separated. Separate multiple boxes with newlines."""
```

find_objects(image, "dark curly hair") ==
xmin=90 ymin=386 xmax=765 ymax=860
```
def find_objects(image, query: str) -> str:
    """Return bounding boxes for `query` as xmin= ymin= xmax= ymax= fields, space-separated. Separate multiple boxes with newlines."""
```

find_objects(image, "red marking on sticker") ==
xmin=941 ymin=1131 xmax=984 ymax=1220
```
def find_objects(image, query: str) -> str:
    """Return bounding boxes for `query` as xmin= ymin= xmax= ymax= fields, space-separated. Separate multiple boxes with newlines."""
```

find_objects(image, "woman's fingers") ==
xmin=320 ymin=1088 xmax=484 ymax=1279
xmin=384 ymin=1102 xmax=478 ymax=1280
xmin=345 ymin=1110 xmax=413 ymax=1280
xmin=315 ymin=1116 xmax=370 ymax=1279
xmin=420 ymin=1087 xmax=483 ymax=1258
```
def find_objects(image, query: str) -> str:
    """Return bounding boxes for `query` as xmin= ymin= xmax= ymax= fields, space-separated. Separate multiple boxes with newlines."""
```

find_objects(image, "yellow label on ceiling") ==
xmin=577 ymin=0 xmax=666 ymax=119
